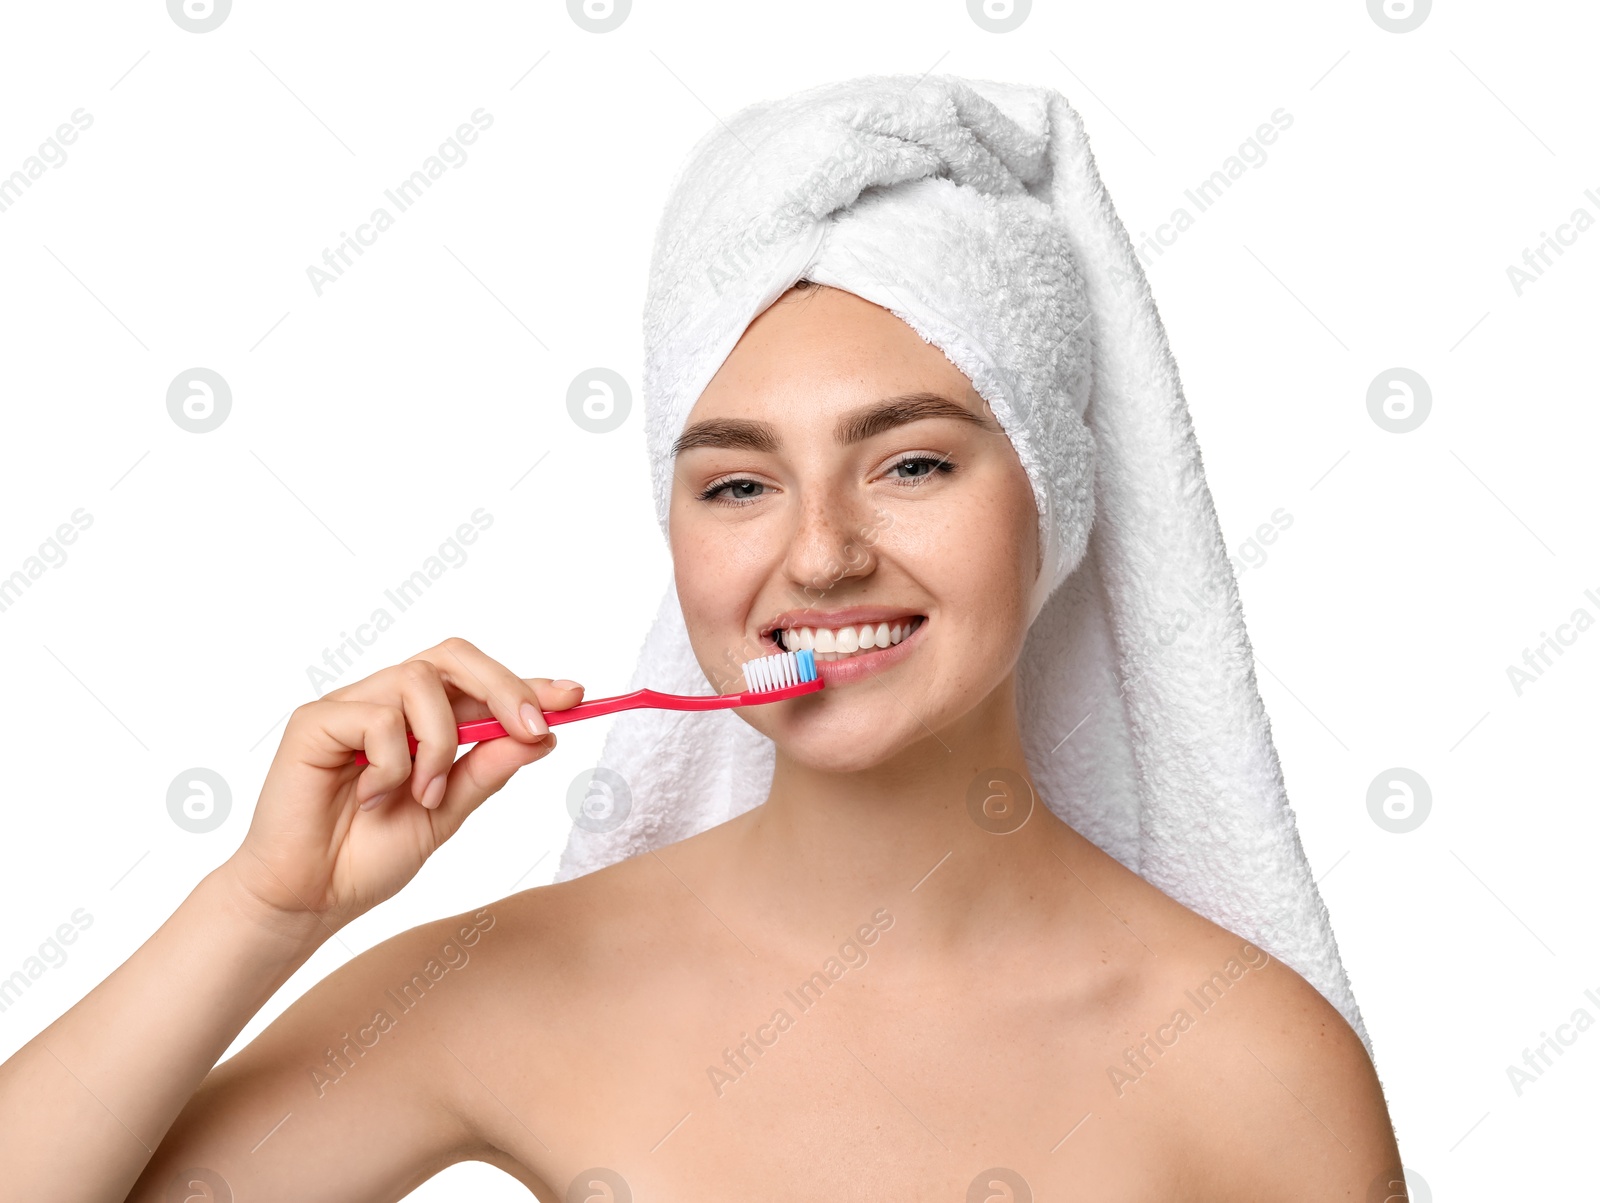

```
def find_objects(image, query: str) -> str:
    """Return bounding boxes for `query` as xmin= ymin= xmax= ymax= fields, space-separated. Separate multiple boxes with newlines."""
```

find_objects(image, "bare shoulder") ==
xmin=486 ymin=845 xmax=691 ymax=982
xmin=485 ymin=816 xmax=748 ymax=981
xmin=1117 ymin=899 xmax=1402 ymax=1200
xmin=133 ymin=898 xmax=551 ymax=1201
xmin=1047 ymin=829 xmax=1399 ymax=1196
xmin=443 ymin=841 xmax=705 ymax=1053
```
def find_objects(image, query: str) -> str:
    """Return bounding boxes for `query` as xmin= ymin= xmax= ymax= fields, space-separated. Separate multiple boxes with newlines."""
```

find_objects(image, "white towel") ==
xmin=554 ymin=74 xmax=1372 ymax=1059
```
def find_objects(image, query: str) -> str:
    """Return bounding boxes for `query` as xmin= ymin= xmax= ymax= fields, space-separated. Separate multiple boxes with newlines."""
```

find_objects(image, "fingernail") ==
xmin=422 ymin=773 xmax=447 ymax=810
xmin=551 ymin=679 xmax=582 ymax=691
xmin=521 ymin=701 xmax=549 ymax=737
xmin=360 ymin=788 xmax=392 ymax=811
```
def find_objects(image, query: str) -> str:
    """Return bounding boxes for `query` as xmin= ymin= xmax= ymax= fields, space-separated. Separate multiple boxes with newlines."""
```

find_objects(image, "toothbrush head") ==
xmin=738 ymin=647 xmax=823 ymax=700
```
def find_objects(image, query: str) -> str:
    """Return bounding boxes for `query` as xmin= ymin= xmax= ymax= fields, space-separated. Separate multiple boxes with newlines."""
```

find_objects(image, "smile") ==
xmin=772 ymin=616 xmax=925 ymax=659
xmin=766 ymin=615 xmax=927 ymax=686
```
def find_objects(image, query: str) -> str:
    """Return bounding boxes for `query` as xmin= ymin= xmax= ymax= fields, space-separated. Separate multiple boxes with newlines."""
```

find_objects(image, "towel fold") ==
xmin=554 ymin=73 xmax=1372 ymax=1060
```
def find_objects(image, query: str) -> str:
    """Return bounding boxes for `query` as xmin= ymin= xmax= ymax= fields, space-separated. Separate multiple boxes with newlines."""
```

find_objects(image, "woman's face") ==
xmin=669 ymin=284 xmax=1041 ymax=772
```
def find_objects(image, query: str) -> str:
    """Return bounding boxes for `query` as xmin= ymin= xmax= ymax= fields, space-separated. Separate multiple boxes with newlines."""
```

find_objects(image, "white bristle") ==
xmin=736 ymin=647 xmax=819 ymax=695
xmin=745 ymin=649 xmax=792 ymax=692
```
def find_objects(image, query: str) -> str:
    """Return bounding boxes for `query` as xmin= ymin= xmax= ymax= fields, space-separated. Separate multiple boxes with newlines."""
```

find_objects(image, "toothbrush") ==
xmin=351 ymin=647 xmax=821 ymax=766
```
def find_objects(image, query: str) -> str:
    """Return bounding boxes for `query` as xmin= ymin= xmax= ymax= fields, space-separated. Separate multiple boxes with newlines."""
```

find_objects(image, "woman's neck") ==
xmin=726 ymin=674 xmax=1080 ymax=958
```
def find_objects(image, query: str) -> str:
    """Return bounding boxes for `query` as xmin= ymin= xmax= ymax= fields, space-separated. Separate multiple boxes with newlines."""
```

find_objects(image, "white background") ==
xmin=1 ymin=1 xmax=1594 ymax=1198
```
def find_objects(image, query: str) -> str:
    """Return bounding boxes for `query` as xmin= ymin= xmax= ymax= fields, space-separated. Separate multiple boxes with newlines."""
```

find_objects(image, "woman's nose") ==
xmin=780 ymin=494 xmax=879 ymax=600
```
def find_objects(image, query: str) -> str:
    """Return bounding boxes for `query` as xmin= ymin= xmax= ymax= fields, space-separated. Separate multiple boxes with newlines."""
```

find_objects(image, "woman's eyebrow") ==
xmin=836 ymin=392 xmax=997 ymax=443
xmin=672 ymin=392 xmax=994 ymax=457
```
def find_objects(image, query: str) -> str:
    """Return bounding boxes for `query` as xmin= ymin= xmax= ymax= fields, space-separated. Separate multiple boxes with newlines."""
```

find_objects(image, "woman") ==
xmin=0 ymin=76 xmax=1403 ymax=1200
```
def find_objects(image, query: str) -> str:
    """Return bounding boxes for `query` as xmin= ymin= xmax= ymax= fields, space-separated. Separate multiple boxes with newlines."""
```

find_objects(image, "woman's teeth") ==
xmin=774 ymin=616 xmax=924 ymax=660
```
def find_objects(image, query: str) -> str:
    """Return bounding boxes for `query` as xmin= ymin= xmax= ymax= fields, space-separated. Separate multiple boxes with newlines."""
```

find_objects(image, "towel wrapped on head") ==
xmin=556 ymin=73 xmax=1373 ymax=1060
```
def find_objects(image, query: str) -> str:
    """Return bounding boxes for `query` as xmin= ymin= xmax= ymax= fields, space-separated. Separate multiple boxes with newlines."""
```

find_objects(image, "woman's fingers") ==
xmin=419 ymin=639 xmax=582 ymax=742
xmin=314 ymin=639 xmax=586 ymax=811
xmin=343 ymin=702 xmax=414 ymax=805
xmin=522 ymin=676 xmax=587 ymax=720
xmin=422 ymin=726 xmax=561 ymax=843
xmin=287 ymin=698 xmax=410 ymax=778
xmin=235 ymin=640 xmax=581 ymax=934
xmin=389 ymin=658 xmax=462 ymax=808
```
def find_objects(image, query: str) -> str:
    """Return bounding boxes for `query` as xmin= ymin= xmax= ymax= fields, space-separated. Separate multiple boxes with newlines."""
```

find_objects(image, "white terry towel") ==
xmin=554 ymin=74 xmax=1373 ymax=1059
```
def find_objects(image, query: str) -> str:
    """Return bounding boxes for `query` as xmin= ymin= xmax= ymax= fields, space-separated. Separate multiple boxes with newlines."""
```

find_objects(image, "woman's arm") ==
xmin=123 ymin=901 xmax=523 ymax=1203
xmin=0 ymin=866 xmax=327 ymax=1202
xmin=0 ymin=637 xmax=581 ymax=1202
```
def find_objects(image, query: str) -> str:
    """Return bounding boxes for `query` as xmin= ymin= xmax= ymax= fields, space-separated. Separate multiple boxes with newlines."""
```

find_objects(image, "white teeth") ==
xmin=775 ymin=617 xmax=923 ymax=657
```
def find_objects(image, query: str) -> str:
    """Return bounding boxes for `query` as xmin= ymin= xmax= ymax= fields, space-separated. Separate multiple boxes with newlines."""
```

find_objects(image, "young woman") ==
xmin=0 ymin=75 xmax=1405 ymax=1201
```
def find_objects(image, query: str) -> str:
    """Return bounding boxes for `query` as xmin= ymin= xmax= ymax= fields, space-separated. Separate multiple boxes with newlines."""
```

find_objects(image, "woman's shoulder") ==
xmin=1057 ymin=829 xmax=1369 ymax=1052
xmin=1046 ymin=829 xmax=1399 ymax=1195
xmin=495 ymin=844 xmax=691 ymax=936
xmin=1099 ymin=879 xmax=1398 ymax=1196
xmin=1153 ymin=938 xmax=1400 ymax=1197
xmin=475 ymin=844 xmax=711 ymax=998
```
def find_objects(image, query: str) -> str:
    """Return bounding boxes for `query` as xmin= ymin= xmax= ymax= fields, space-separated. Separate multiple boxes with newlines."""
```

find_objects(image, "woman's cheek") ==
xmin=674 ymin=522 xmax=765 ymax=648
xmin=955 ymin=485 xmax=1036 ymax=619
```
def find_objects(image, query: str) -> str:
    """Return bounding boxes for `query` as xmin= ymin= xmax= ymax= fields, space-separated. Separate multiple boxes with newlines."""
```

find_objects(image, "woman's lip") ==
xmin=764 ymin=607 xmax=925 ymax=637
xmin=769 ymin=617 xmax=926 ymax=687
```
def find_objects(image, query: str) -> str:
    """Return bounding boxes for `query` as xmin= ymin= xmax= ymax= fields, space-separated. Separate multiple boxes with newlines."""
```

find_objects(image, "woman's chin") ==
xmin=781 ymin=748 xmax=902 ymax=775
xmin=768 ymin=721 xmax=940 ymax=775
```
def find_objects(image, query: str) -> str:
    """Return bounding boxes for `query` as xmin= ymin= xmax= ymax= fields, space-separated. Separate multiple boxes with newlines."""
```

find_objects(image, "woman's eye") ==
xmin=699 ymin=478 xmax=768 ymax=505
xmin=698 ymin=457 xmax=954 ymax=505
xmin=886 ymin=455 xmax=954 ymax=483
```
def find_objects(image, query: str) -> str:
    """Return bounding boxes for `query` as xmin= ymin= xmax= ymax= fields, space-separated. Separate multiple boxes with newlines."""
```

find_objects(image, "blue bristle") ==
xmin=797 ymin=648 xmax=816 ymax=681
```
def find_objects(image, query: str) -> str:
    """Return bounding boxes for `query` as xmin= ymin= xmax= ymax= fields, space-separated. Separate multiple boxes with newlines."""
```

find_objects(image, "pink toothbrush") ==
xmin=351 ymin=647 xmax=821 ymax=765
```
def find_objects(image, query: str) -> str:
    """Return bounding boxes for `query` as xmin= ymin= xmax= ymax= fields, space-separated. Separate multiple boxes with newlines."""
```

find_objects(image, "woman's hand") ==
xmin=222 ymin=637 xmax=582 ymax=940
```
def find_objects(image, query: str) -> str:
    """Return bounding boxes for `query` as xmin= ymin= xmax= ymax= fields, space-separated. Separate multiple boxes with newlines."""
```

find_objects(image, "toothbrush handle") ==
xmin=349 ymin=681 xmax=821 ymax=766
xmin=543 ymin=687 xmax=761 ymax=724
